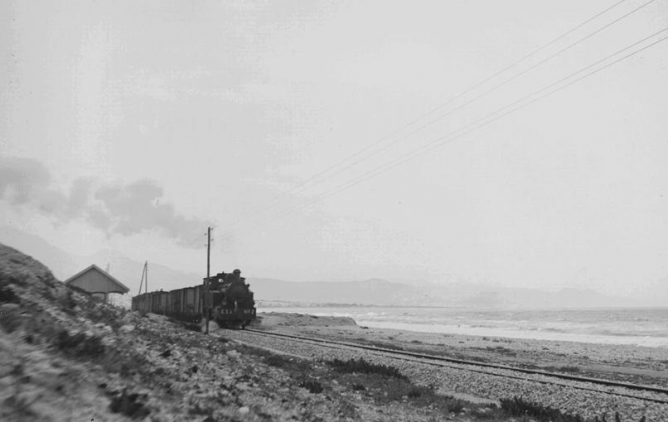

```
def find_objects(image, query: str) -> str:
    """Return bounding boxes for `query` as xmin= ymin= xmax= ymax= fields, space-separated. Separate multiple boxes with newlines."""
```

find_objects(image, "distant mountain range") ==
xmin=0 ymin=225 xmax=662 ymax=309
xmin=249 ymin=278 xmax=637 ymax=309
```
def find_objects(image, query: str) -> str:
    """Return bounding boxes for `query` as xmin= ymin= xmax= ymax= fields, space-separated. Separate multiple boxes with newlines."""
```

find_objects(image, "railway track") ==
xmin=242 ymin=328 xmax=668 ymax=405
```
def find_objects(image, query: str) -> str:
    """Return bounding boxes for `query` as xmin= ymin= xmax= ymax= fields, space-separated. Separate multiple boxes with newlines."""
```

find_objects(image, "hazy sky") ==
xmin=1 ymin=0 xmax=667 ymax=298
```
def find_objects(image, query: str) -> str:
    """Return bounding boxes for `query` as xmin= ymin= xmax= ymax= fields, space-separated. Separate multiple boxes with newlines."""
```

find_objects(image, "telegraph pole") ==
xmin=205 ymin=227 xmax=211 ymax=334
xmin=138 ymin=261 xmax=148 ymax=295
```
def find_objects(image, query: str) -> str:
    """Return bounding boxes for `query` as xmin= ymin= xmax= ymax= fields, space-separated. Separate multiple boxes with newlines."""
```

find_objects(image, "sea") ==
xmin=258 ymin=306 xmax=668 ymax=348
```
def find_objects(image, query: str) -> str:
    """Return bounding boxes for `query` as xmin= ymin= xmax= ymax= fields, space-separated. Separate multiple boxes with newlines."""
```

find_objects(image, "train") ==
xmin=131 ymin=269 xmax=256 ymax=329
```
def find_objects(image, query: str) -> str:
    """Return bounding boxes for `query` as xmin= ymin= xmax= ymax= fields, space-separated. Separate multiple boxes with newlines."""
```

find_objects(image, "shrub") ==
xmin=445 ymin=398 xmax=466 ymax=414
xmin=57 ymin=289 xmax=77 ymax=315
xmin=0 ymin=285 xmax=18 ymax=303
xmin=55 ymin=330 xmax=105 ymax=358
xmin=300 ymin=379 xmax=323 ymax=394
xmin=407 ymin=386 xmax=427 ymax=398
xmin=500 ymin=396 xmax=583 ymax=421
xmin=109 ymin=390 xmax=150 ymax=419
xmin=265 ymin=354 xmax=290 ymax=368
xmin=0 ymin=308 xmax=22 ymax=333
xmin=326 ymin=358 xmax=408 ymax=380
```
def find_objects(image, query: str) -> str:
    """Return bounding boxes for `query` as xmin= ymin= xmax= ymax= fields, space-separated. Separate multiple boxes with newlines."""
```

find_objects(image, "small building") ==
xmin=65 ymin=264 xmax=130 ymax=302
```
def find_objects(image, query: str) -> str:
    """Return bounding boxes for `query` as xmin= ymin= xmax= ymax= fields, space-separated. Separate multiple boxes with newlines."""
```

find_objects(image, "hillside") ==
xmin=0 ymin=243 xmax=397 ymax=420
xmin=0 ymin=243 xmax=540 ymax=422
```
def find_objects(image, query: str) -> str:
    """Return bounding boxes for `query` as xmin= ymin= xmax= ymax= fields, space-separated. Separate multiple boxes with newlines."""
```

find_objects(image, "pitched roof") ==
xmin=64 ymin=264 xmax=130 ymax=293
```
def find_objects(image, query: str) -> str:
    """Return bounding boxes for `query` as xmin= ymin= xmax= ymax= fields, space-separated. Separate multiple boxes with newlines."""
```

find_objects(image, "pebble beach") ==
xmin=259 ymin=312 xmax=668 ymax=380
xmin=237 ymin=312 xmax=668 ymax=420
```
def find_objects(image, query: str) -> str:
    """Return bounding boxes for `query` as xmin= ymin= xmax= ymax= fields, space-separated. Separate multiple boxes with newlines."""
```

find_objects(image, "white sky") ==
xmin=1 ymin=0 xmax=667 ymax=298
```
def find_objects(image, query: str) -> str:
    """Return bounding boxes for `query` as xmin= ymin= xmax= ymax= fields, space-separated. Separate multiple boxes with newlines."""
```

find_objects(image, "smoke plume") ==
xmin=0 ymin=157 xmax=210 ymax=248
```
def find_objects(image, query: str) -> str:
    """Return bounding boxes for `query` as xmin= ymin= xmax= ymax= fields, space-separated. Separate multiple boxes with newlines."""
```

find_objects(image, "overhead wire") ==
xmin=275 ymin=0 xmax=633 ymax=193
xmin=314 ymin=0 xmax=658 ymax=188
xmin=250 ymin=26 xmax=668 ymax=227
xmin=227 ymin=1 xmax=660 ymax=232
xmin=278 ymin=0 xmax=655 ymax=199
xmin=223 ymin=0 xmax=634 ymax=230
xmin=317 ymin=28 xmax=668 ymax=202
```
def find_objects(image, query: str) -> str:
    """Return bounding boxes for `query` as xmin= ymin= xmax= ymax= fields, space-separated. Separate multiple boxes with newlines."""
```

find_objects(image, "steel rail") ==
xmin=243 ymin=328 xmax=668 ymax=405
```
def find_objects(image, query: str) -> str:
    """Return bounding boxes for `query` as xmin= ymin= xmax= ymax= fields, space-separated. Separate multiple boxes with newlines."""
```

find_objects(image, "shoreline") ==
xmin=352 ymin=320 xmax=668 ymax=348
xmin=258 ymin=307 xmax=668 ymax=349
xmin=256 ymin=311 xmax=668 ymax=387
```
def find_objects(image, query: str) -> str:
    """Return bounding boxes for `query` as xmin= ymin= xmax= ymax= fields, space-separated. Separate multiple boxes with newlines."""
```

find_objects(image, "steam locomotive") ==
xmin=131 ymin=269 xmax=256 ymax=329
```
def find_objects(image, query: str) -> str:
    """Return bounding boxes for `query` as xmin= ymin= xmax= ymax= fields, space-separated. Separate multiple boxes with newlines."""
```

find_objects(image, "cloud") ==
xmin=0 ymin=157 xmax=51 ymax=204
xmin=0 ymin=156 xmax=211 ymax=248
xmin=93 ymin=179 xmax=207 ymax=247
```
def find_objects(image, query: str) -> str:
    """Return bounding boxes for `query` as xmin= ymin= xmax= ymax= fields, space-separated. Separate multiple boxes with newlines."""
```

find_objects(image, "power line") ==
xmin=231 ymin=16 xmax=665 ymax=231
xmin=287 ymin=0 xmax=635 ymax=194
xmin=224 ymin=0 xmax=634 ymax=230
xmin=318 ymin=28 xmax=668 ymax=204
xmin=249 ymin=26 xmax=668 ymax=227
xmin=286 ymin=0 xmax=657 ymax=197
